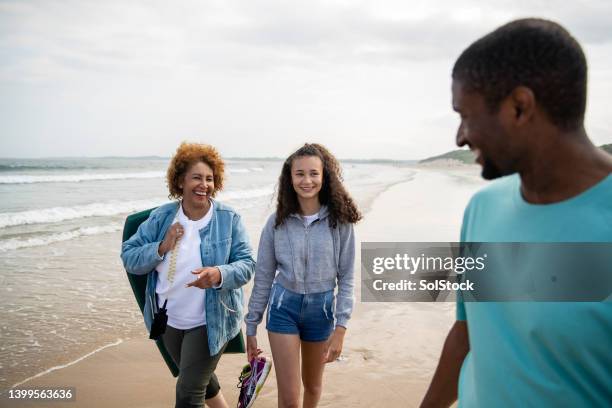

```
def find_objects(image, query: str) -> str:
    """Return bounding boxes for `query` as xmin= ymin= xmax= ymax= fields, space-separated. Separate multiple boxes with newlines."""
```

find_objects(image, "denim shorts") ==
xmin=266 ymin=283 xmax=335 ymax=342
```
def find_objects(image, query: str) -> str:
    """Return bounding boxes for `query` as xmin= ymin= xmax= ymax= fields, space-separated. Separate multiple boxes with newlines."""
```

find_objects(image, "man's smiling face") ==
xmin=452 ymin=80 xmax=519 ymax=180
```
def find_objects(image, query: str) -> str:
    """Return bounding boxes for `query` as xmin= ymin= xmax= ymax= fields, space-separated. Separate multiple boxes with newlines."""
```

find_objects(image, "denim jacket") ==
xmin=245 ymin=206 xmax=355 ymax=336
xmin=121 ymin=200 xmax=255 ymax=356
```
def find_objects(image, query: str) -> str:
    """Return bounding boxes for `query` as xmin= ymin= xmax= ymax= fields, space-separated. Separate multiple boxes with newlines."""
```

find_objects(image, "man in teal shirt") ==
xmin=421 ymin=19 xmax=612 ymax=407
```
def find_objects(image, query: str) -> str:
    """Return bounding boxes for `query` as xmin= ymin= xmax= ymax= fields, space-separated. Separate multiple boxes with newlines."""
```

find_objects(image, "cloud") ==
xmin=0 ymin=0 xmax=610 ymax=159
xmin=3 ymin=0 xmax=610 ymax=83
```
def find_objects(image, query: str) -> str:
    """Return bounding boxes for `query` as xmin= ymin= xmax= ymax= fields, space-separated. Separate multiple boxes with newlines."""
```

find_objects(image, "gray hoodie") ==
xmin=245 ymin=206 xmax=355 ymax=336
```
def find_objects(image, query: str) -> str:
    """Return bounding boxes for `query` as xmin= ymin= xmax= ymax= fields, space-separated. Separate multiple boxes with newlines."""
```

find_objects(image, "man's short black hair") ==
xmin=452 ymin=18 xmax=587 ymax=131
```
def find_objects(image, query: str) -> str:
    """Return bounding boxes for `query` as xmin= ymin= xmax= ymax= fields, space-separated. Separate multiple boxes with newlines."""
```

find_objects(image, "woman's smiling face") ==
xmin=180 ymin=161 xmax=214 ymax=209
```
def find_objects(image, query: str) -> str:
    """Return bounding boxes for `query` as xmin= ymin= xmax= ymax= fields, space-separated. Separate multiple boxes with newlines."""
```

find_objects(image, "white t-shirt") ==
xmin=156 ymin=202 xmax=213 ymax=329
xmin=302 ymin=212 xmax=319 ymax=227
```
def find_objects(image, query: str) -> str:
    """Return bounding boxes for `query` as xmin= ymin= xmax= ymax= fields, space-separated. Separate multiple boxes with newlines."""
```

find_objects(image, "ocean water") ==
xmin=0 ymin=157 xmax=415 ymax=391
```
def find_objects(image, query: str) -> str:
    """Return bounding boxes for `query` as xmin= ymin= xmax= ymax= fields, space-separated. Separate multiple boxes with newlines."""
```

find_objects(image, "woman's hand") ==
xmin=158 ymin=222 xmax=184 ymax=256
xmin=323 ymin=326 xmax=346 ymax=363
xmin=246 ymin=335 xmax=262 ymax=362
xmin=186 ymin=267 xmax=222 ymax=289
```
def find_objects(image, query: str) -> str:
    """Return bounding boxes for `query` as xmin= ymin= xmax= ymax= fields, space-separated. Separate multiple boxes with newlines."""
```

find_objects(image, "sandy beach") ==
xmin=2 ymin=167 xmax=484 ymax=408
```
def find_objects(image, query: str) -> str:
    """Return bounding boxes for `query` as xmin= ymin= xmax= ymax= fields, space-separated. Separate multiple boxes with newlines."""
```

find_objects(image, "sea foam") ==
xmin=0 ymin=186 xmax=274 ymax=228
xmin=0 ymin=200 xmax=166 ymax=228
xmin=0 ymin=171 xmax=165 ymax=184
xmin=1 ymin=166 xmax=260 ymax=184
xmin=0 ymin=224 xmax=123 ymax=252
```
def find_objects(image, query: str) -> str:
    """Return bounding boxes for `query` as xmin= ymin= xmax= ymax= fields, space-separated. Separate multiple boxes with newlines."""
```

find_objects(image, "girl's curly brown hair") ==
xmin=275 ymin=143 xmax=362 ymax=228
xmin=166 ymin=142 xmax=225 ymax=199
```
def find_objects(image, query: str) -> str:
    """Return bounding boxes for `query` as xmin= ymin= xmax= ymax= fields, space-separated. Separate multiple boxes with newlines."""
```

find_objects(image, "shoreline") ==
xmin=7 ymin=340 xmax=124 ymax=391
xmin=2 ymin=168 xmax=483 ymax=407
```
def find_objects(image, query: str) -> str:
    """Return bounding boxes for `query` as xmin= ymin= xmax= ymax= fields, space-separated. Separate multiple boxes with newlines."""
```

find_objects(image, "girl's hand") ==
xmin=323 ymin=326 xmax=346 ymax=363
xmin=247 ymin=335 xmax=263 ymax=362
xmin=158 ymin=222 xmax=183 ymax=256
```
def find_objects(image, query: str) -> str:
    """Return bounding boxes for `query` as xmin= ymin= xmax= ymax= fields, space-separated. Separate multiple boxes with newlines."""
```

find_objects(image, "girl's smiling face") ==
xmin=291 ymin=155 xmax=323 ymax=202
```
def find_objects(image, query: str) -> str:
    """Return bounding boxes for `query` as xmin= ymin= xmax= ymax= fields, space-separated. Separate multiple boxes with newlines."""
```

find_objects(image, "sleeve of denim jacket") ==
xmin=120 ymin=213 xmax=164 ymax=275
xmin=335 ymin=223 xmax=356 ymax=329
xmin=244 ymin=214 xmax=277 ymax=336
xmin=216 ymin=213 xmax=255 ymax=290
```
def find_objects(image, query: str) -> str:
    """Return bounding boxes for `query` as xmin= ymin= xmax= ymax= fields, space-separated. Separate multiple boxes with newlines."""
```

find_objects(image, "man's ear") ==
xmin=510 ymin=86 xmax=536 ymax=125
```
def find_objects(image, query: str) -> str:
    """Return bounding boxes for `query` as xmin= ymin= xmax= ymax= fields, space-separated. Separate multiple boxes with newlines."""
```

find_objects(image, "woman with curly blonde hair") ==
xmin=122 ymin=142 xmax=255 ymax=408
xmin=244 ymin=143 xmax=362 ymax=408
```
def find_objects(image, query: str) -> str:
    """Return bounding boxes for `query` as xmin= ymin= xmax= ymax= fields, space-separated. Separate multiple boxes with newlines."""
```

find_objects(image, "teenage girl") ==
xmin=245 ymin=143 xmax=362 ymax=407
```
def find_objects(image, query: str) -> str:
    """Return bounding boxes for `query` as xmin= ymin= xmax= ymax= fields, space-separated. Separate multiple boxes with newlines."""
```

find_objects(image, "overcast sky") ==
xmin=1 ymin=0 xmax=611 ymax=159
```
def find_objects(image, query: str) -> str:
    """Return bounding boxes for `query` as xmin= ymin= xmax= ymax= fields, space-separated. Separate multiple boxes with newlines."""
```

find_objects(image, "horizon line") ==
xmin=0 ymin=155 xmax=423 ymax=163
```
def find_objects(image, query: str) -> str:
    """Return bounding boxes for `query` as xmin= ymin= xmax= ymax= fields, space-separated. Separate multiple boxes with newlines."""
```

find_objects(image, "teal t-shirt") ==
xmin=457 ymin=173 xmax=612 ymax=407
